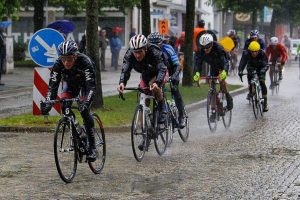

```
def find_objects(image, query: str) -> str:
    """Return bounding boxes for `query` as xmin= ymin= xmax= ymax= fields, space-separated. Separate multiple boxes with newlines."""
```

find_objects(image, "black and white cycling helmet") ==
xmin=147 ymin=32 xmax=163 ymax=44
xmin=270 ymin=36 xmax=278 ymax=45
xmin=227 ymin=29 xmax=236 ymax=36
xmin=57 ymin=40 xmax=78 ymax=56
xmin=250 ymin=29 xmax=259 ymax=38
xmin=129 ymin=34 xmax=148 ymax=50
xmin=199 ymin=33 xmax=214 ymax=47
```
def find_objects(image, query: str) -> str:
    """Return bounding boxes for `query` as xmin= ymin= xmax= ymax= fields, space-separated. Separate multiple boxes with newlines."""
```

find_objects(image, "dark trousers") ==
xmin=111 ymin=51 xmax=120 ymax=70
xmin=100 ymin=49 xmax=106 ymax=70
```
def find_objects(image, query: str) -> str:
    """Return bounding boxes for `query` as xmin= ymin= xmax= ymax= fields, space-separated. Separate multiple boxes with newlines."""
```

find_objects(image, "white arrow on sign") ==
xmin=35 ymin=35 xmax=58 ymax=63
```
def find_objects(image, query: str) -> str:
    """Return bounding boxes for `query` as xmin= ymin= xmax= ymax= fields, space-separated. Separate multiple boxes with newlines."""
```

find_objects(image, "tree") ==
xmin=86 ymin=0 xmax=103 ymax=109
xmin=0 ymin=0 xmax=21 ymax=20
xmin=182 ymin=0 xmax=195 ymax=86
xmin=141 ymin=0 xmax=150 ymax=36
xmin=33 ymin=0 xmax=45 ymax=32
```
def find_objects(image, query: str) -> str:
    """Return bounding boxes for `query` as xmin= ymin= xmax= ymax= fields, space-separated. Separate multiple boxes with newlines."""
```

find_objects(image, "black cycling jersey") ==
xmin=195 ymin=41 xmax=229 ymax=75
xmin=238 ymin=49 xmax=269 ymax=73
xmin=119 ymin=44 xmax=167 ymax=86
xmin=46 ymin=53 xmax=96 ymax=106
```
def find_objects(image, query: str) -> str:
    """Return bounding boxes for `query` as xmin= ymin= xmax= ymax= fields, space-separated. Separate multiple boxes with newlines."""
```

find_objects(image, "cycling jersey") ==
xmin=161 ymin=43 xmax=180 ymax=76
xmin=266 ymin=44 xmax=287 ymax=63
xmin=46 ymin=53 xmax=96 ymax=107
xmin=238 ymin=50 xmax=269 ymax=74
xmin=195 ymin=41 xmax=229 ymax=76
xmin=119 ymin=44 xmax=167 ymax=86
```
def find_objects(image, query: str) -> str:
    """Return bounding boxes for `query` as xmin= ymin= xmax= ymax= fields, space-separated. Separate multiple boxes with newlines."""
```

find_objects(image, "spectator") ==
xmin=177 ymin=31 xmax=186 ymax=55
xmin=99 ymin=29 xmax=109 ymax=71
xmin=110 ymin=31 xmax=122 ymax=70
xmin=282 ymin=34 xmax=291 ymax=58
xmin=193 ymin=19 xmax=206 ymax=52
xmin=79 ymin=32 xmax=86 ymax=54
xmin=0 ymin=28 xmax=5 ymax=85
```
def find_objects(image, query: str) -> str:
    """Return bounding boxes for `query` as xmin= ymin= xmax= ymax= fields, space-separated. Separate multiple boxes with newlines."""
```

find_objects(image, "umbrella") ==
xmin=0 ymin=21 xmax=12 ymax=28
xmin=47 ymin=20 xmax=75 ymax=35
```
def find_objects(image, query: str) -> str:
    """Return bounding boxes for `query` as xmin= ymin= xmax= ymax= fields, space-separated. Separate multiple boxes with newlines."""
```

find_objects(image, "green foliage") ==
xmin=0 ymin=0 xmax=21 ymax=20
xmin=13 ymin=42 xmax=27 ymax=61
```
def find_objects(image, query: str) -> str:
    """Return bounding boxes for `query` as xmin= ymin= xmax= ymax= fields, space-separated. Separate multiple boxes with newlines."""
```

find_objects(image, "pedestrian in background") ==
xmin=99 ymin=29 xmax=109 ymax=71
xmin=110 ymin=31 xmax=122 ymax=70
xmin=0 ymin=28 xmax=5 ymax=85
xmin=129 ymin=27 xmax=136 ymax=40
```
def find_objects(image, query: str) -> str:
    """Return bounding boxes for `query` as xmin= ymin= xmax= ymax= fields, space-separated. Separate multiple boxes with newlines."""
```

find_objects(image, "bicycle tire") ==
xmin=154 ymin=108 xmax=168 ymax=155
xmin=167 ymin=109 xmax=174 ymax=147
xmin=131 ymin=105 xmax=146 ymax=162
xmin=88 ymin=113 xmax=106 ymax=174
xmin=207 ymin=92 xmax=218 ymax=132
xmin=178 ymin=109 xmax=189 ymax=142
xmin=54 ymin=118 xmax=77 ymax=183
xmin=221 ymin=93 xmax=232 ymax=128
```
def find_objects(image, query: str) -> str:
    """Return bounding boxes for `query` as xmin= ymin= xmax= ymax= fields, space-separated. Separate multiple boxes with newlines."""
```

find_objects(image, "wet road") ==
xmin=1 ymin=64 xmax=300 ymax=199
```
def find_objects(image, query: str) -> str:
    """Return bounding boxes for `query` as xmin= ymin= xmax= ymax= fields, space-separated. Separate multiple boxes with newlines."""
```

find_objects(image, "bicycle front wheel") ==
xmin=154 ymin=109 xmax=169 ymax=155
xmin=131 ymin=105 xmax=146 ymax=162
xmin=88 ymin=113 xmax=106 ymax=174
xmin=207 ymin=92 xmax=218 ymax=132
xmin=54 ymin=118 xmax=77 ymax=183
xmin=221 ymin=93 xmax=232 ymax=128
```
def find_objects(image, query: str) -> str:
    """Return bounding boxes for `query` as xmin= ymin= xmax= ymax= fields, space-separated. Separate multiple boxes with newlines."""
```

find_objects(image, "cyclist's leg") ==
xmin=170 ymin=79 xmax=185 ymax=127
xmin=259 ymin=75 xmax=268 ymax=112
xmin=60 ymin=84 xmax=75 ymax=117
xmin=80 ymin=88 xmax=96 ymax=161
xmin=219 ymin=79 xmax=233 ymax=110
xmin=279 ymin=63 xmax=283 ymax=80
xmin=246 ymin=72 xmax=252 ymax=100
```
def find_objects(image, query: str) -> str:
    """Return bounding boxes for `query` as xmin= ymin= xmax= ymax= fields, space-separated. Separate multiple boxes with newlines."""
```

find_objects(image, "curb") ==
xmin=0 ymin=86 xmax=248 ymax=133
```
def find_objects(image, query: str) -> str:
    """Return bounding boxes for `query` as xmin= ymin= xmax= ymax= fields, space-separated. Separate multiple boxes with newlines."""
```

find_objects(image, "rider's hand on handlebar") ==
xmin=117 ymin=83 xmax=125 ymax=93
xmin=193 ymin=72 xmax=200 ymax=81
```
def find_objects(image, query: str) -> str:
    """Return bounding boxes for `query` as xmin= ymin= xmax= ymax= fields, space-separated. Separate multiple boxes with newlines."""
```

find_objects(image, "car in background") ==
xmin=290 ymin=39 xmax=300 ymax=59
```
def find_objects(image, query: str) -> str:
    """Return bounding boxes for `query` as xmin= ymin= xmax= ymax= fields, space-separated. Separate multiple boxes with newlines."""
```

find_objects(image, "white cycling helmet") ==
xmin=270 ymin=36 xmax=278 ymax=45
xmin=129 ymin=34 xmax=148 ymax=50
xmin=199 ymin=33 xmax=214 ymax=47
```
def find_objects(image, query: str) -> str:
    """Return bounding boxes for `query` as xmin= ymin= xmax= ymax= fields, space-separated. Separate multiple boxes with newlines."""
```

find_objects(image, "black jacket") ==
xmin=195 ymin=41 xmax=228 ymax=74
xmin=238 ymin=50 xmax=269 ymax=73
xmin=46 ymin=53 xmax=96 ymax=105
xmin=119 ymin=44 xmax=167 ymax=86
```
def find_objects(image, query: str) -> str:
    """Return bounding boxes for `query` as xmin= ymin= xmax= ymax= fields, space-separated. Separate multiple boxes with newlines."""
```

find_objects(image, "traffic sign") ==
xmin=158 ymin=19 xmax=169 ymax=35
xmin=28 ymin=28 xmax=65 ymax=68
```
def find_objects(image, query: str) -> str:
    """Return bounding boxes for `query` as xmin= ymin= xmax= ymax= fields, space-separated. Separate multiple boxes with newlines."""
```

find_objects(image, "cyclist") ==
xmin=40 ymin=40 xmax=97 ymax=162
xmin=117 ymin=34 xmax=167 ymax=119
xmin=227 ymin=29 xmax=240 ymax=74
xmin=147 ymin=32 xmax=186 ymax=128
xmin=266 ymin=36 xmax=287 ymax=84
xmin=238 ymin=41 xmax=269 ymax=112
xmin=193 ymin=33 xmax=233 ymax=121
xmin=243 ymin=30 xmax=266 ymax=51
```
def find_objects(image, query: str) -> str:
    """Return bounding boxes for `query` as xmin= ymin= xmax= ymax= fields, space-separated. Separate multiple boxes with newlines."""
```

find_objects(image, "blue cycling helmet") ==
xmin=57 ymin=40 xmax=78 ymax=56
xmin=147 ymin=32 xmax=163 ymax=44
xmin=250 ymin=30 xmax=259 ymax=38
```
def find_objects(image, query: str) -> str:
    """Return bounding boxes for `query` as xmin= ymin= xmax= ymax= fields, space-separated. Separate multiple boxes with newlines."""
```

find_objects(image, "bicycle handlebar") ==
xmin=200 ymin=76 xmax=219 ymax=80
xmin=118 ymin=87 xmax=151 ymax=101
xmin=41 ymin=97 xmax=80 ymax=104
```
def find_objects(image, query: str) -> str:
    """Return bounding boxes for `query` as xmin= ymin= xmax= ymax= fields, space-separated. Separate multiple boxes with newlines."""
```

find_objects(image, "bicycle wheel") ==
xmin=178 ymin=109 xmax=189 ymax=142
xmin=257 ymin=92 xmax=264 ymax=117
xmin=274 ymin=70 xmax=280 ymax=94
xmin=88 ymin=113 xmax=106 ymax=174
xmin=166 ymin=109 xmax=174 ymax=147
xmin=54 ymin=118 xmax=77 ymax=183
xmin=131 ymin=105 xmax=146 ymax=162
xmin=154 ymin=109 xmax=169 ymax=155
xmin=207 ymin=92 xmax=218 ymax=132
xmin=221 ymin=93 xmax=232 ymax=128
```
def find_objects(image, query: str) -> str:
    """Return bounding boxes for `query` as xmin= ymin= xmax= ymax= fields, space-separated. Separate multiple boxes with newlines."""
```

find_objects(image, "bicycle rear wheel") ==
xmin=54 ymin=118 xmax=77 ymax=183
xmin=178 ymin=110 xmax=189 ymax=142
xmin=154 ymin=109 xmax=169 ymax=155
xmin=88 ymin=113 xmax=106 ymax=174
xmin=131 ymin=105 xmax=146 ymax=162
xmin=207 ymin=92 xmax=218 ymax=132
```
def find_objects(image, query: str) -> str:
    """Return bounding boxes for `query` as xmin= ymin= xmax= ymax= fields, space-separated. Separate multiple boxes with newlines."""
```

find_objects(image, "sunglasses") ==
xmin=60 ymin=56 xmax=76 ymax=62
xmin=203 ymin=44 xmax=213 ymax=50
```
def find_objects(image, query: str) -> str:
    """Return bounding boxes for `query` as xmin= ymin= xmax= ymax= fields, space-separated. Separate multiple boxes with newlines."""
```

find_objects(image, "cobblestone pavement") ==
xmin=1 ymin=64 xmax=300 ymax=199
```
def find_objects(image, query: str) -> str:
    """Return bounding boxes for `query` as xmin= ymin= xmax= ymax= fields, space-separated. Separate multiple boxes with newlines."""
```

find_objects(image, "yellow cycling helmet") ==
xmin=248 ymin=41 xmax=260 ymax=51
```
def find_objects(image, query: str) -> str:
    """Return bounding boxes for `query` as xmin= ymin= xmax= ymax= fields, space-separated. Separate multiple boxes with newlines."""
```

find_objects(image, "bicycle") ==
xmin=269 ymin=61 xmax=280 ymax=95
xmin=119 ymin=87 xmax=169 ymax=162
xmin=228 ymin=50 xmax=238 ymax=76
xmin=241 ymin=72 xmax=264 ymax=119
xmin=40 ymin=98 xmax=106 ymax=183
xmin=164 ymin=79 xmax=189 ymax=145
xmin=201 ymin=76 xmax=232 ymax=132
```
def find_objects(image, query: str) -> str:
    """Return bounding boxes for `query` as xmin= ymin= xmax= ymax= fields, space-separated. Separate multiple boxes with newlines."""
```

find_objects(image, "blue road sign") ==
xmin=28 ymin=28 xmax=65 ymax=68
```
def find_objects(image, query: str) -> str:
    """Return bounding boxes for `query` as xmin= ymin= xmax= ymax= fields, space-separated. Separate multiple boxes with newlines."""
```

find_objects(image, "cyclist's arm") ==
xmin=279 ymin=44 xmax=288 ymax=63
xmin=162 ymin=44 xmax=181 ymax=75
xmin=260 ymin=52 xmax=269 ymax=73
xmin=119 ymin=49 xmax=133 ymax=86
xmin=238 ymin=50 xmax=248 ymax=72
xmin=46 ymin=62 xmax=62 ymax=101
xmin=83 ymin=59 xmax=96 ymax=106
xmin=151 ymin=48 xmax=167 ymax=87
xmin=194 ymin=50 xmax=204 ymax=74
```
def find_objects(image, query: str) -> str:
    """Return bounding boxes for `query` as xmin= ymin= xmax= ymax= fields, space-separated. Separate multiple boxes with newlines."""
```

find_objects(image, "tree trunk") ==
xmin=251 ymin=10 xmax=258 ymax=30
xmin=182 ymin=0 xmax=195 ymax=87
xmin=86 ymin=0 xmax=103 ymax=109
xmin=141 ymin=0 xmax=151 ymax=36
xmin=33 ymin=0 xmax=44 ymax=32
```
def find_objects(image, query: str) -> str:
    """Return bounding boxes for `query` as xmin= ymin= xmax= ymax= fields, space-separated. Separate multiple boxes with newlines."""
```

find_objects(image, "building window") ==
xmin=170 ymin=11 xmax=178 ymax=26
